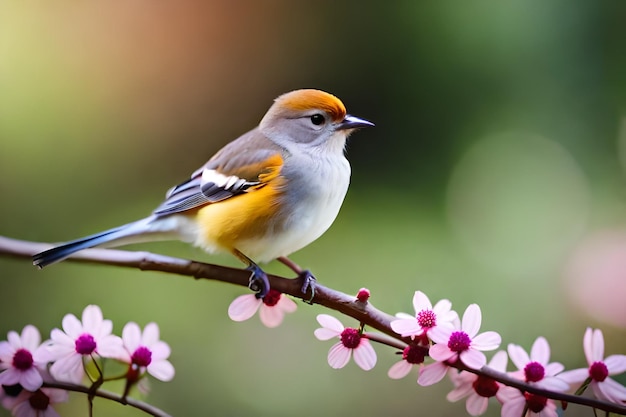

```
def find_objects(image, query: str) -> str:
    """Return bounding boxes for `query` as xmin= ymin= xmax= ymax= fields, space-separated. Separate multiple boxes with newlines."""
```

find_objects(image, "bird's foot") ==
xmin=246 ymin=264 xmax=270 ymax=299
xmin=297 ymin=270 xmax=316 ymax=304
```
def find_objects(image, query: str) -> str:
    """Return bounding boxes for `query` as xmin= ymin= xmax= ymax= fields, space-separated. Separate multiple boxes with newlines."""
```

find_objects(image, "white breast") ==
xmin=237 ymin=152 xmax=351 ymax=263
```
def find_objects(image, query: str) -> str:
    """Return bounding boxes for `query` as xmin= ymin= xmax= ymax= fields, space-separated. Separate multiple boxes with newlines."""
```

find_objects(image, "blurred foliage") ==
xmin=1 ymin=1 xmax=626 ymax=416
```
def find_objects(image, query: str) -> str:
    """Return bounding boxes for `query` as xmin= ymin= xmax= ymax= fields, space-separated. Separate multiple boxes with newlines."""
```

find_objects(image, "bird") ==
xmin=32 ymin=89 xmax=373 ymax=298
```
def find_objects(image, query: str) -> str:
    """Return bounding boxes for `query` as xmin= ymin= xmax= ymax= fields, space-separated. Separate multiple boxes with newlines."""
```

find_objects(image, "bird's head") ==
xmin=259 ymin=89 xmax=373 ymax=154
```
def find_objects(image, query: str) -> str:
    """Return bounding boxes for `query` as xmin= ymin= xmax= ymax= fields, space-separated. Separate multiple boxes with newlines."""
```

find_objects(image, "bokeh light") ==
xmin=446 ymin=132 xmax=590 ymax=276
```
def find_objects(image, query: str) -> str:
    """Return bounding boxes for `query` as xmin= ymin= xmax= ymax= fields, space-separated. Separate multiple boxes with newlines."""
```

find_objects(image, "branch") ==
xmin=1 ymin=236 xmax=625 ymax=416
xmin=41 ymin=381 xmax=171 ymax=417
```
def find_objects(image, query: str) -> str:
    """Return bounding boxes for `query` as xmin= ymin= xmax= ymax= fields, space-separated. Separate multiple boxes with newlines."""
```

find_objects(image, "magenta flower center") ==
xmin=472 ymin=375 xmax=499 ymax=397
xmin=12 ymin=349 xmax=34 ymax=371
xmin=524 ymin=361 xmax=545 ymax=382
xmin=524 ymin=392 xmax=548 ymax=413
xmin=340 ymin=328 xmax=361 ymax=349
xmin=262 ymin=289 xmax=282 ymax=307
xmin=29 ymin=390 xmax=50 ymax=411
xmin=589 ymin=361 xmax=609 ymax=382
xmin=402 ymin=345 xmax=428 ymax=365
xmin=448 ymin=331 xmax=471 ymax=352
xmin=417 ymin=309 xmax=436 ymax=329
xmin=131 ymin=346 xmax=153 ymax=367
xmin=75 ymin=333 xmax=97 ymax=355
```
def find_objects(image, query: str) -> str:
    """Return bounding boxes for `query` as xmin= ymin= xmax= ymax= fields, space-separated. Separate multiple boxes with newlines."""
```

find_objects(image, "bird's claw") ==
xmin=247 ymin=264 xmax=270 ymax=299
xmin=298 ymin=270 xmax=316 ymax=304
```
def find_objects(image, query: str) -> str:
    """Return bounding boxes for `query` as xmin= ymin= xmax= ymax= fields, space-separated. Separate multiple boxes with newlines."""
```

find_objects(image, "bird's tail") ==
xmin=32 ymin=216 xmax=179 ymax=268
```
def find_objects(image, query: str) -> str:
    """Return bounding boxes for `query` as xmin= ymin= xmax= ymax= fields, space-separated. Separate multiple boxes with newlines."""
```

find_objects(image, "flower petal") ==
xmin=446 ymin=375 xmax=475 ymax=401
xmin=530 ymin=336 xmax=550 ymax=364
xmin=50 ymin=354 xmax=84 ymax=383
xmin=472 ymin=331 xmax=501 ymax=351
xmin=500 ymin=393 xmax=527 ymax=417
xmin=429 ymin=343 xmax=455 ymax=362
xmin=21 ymin=325 xmax=41 ymax=352
xmin=278 ymin=296 xmax=298 ymax=313
xmin=507 ymin=343 xmax=530 ymax=370
xmin=432 ymin=298 xmax=452 ymax=316
xmin=49 ymin=328 xmax=74 ymax=347
xmin=122 ymin=322 xmax=141 ymax=352
xmin=327 ymin=343 xmax=351 ymax=369
xmin=61 ymin=314 xmax=83 ymax=339
xmin=227 ymin=295 xmax=261 ymax=322
xmin=429 ymin=326 xmax=453 ymax=344
xmin=390 ymin=318 xmax=422 ymax=338
xmin=591 ymin=377 xmax=626 ymax=403
xmin=556 ymin=368 xmax=588 ymax=385
xmin=460 ymin=349 xmax=487 ymax=370
xmin=259 ymin=305 xmax=285 ymax=328
xmin=589 ymin=328 xmax=604 ymax=363
xmin=605 ymin=354 xmax=626 ymax=374
xmin=418 ymin=361 xmax=448 ymax=386
xmin=82 ymin=305 xmax=104 ymax=333
xmin=142 ymin=323 xmax=160 ymax=347
xmin=149 ymin=341 xmax=171 ymax=361
xmin=7 ymin=330 xmax=21 ymax=349
xmin=0 ymin=341 xmax=13 ymax=363
xmin=388 ymin=360 xmax=413 ymax=379
xmin=314 ymin=328 xmax=341 ymax=341
xmin=537 ymin=376 xmax=570 ymax=392
xmin=488 ymin=350 xmax=508 ymax=372
xmin=0 ymin=368 xmax=20 ymax=386
xmin=583 ymin=327 xmax=593 ymax=364
xmin=461 ymin=304 xmax=482 ymax=338
xmin=316 ymin=314 xmax=344 ymax=333
xmin=20 ymin=368 xmax=44 ymax=391
xmin=95 ymin=334 xmax=124 ymax=358
xmin=148 ymin=360 xmax=175 ymax=382
xmin=466 ymin=393 xmax=489 ymax=416
xmin=352 ymin=340 xmax=377 ymax=371
xmin=413 ymin=291 xmax=433 ymax=312
xmin=544 ymin=362 xmax=564 ymax=376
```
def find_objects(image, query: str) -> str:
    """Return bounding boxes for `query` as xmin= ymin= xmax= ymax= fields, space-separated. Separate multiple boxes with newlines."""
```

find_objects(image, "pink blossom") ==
xmin=118 ymin=322 xmax=175 ymax=382
xmin=314 ymin=314 xmax=376 ymax=371
xmin=446 ymin=350 xmax=508 ymax=416
xmin=499 ymin=387 xmax=558 ymax=417
xmin=428 ymin=304 xmax=501 ymax=370
xmin=507 ymin=337 xmax=569 ymax=391
xmin=390 ymin=291 xmax=458 ymax=342
xmin=39 ymin=305 xmax=125 ymax=383
xmin=228 ymin=290 xmax=297 ymax=328
xmin=558 ymin=328 xmax=626 ymax=403
xmin=6 ymin=388 xmax=68 ymax=417
xmin=387 ymin=344 xmax=429 ymax=380
xmin=0 ymin=325 xmax=47 ymax=391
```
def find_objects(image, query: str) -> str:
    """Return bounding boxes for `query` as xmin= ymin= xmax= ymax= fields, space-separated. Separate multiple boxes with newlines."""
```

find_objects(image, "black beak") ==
xmin=337 ymin=114 xmax=375 ymax=131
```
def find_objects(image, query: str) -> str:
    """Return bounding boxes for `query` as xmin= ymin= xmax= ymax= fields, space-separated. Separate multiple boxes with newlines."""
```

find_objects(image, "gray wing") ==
xmin=153 ymin=128 xmax=286 ymax=217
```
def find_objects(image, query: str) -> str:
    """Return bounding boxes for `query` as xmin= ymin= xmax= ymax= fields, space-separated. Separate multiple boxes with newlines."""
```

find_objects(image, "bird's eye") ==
xmin=310 ymin=114 xmax=325 ymax=126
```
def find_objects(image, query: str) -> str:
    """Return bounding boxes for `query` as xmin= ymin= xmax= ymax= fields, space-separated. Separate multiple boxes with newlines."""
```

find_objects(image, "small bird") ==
xmin=33 ymin=89 xmax=373 ymax=298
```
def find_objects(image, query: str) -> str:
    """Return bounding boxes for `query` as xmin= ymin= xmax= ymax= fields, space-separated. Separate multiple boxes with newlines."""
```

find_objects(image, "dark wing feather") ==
xmin=153 ymin=129 xmax=285 ymax=217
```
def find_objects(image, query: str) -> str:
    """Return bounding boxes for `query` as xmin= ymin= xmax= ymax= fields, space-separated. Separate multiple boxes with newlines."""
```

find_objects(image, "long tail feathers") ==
xmin=32 ymin=217 xmax=167 ymax=268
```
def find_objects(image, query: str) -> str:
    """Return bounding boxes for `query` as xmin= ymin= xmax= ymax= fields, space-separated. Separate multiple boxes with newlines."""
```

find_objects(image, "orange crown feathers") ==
xmin=276 ymin=89 xmax=347 ymax=122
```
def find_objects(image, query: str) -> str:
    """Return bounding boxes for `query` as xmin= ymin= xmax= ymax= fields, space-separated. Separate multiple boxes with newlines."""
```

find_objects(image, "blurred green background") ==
xmin=1 ymin=1 xmax=626 ymax=416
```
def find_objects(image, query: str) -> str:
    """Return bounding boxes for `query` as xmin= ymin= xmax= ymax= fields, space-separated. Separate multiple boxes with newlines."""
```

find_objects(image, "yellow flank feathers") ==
xmin=277 ymin=89 xmax=346 ymax=122
xmin=196 ymin=176 xmax=286 ymax=248
xmin=196 ymin=154 xmax=286 ymax=249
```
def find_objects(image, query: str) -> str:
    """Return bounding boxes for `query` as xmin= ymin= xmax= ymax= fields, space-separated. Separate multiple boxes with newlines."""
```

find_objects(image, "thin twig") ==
xmin=41 ymin=381 xmax=172 ymax=417
xmin=1 ymin=236 xmax=625 ymax=416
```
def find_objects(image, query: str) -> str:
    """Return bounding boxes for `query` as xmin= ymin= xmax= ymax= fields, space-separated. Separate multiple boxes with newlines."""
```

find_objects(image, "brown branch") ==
xmin=1 ymin=236 xmax=625 ymax=416
xmin=41 ymin=381 xmax=171 ymax=417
